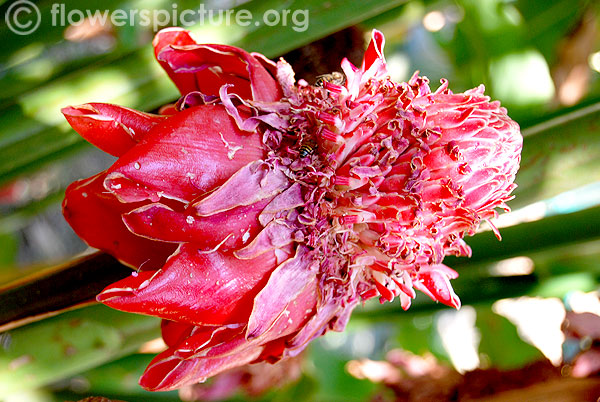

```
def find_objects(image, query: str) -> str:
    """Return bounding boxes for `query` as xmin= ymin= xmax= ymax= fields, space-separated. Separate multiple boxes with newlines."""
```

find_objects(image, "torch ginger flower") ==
xmin=61 ymin=28 xmax=522 ymax=391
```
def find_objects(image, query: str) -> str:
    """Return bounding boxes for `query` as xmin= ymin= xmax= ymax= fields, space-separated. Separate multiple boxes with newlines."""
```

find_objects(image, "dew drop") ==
xmin=134 ymin=162 xmax=141 ymax=170
xmin=242 ymin=230 xmax=251 ymax=243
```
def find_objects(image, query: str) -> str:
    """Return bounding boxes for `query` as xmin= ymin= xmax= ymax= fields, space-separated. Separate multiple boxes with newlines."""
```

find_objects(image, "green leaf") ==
xmin=476 ymin=307 xmax=543 ymax=369
xmin=515 ymin=0 xmax=586 ymax=64
xmin=390 ymin=311 xmax=449 ymax=362
xmin=233 ymin=0 xmax=408 ymax=57
xmin=449 ymin=205 xmax=600 ymax=267
xmin=0 ymin=189 xmax=65 ymax=234
xmin=0 ymin=0 xmax=137 ymax=105
xmin=514 ymin=103 xmax=600 ymax=209
xmin=0 ymin=233 xmax=18 ymax=269
xmin=53 ymin=354 xmax=179 ymax=402
xmin=0 ymin=304 xmax=160 ymax=397
xmin=309 ymin=330 xmax=378 ymax=402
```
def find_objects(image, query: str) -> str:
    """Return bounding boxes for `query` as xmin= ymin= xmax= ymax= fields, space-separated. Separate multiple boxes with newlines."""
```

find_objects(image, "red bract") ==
xmin=62 ymin=28 xmax=522 ymax=391
xmin=178 ymin=353 xmax=304 ymax=401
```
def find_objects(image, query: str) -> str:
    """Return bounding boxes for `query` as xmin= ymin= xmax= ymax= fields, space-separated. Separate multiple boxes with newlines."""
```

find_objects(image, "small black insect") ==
xmin=315 ymin=71 xmax=346 ymax=87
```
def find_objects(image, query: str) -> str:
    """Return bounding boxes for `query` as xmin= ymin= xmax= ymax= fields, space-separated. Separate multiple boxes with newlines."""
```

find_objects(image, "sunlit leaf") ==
xmin=514 ymin=103 xmax=600 ymax=208
xmin=0 ymin=304 xmax=159 ymax=397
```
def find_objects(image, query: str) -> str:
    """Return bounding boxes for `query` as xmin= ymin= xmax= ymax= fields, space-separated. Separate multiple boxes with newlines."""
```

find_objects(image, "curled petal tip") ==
xmin=61 ymin=104 xmax=92 ymax=116
xmin=362 ymin=29 xmax=386 ymax=70
xmin=416 ymin=268 xmax=462 ymax=309
xmin=96 ymin=287 xmax=133 ymax=303
xmin=97 ymin=270 xmax=155 ymax=304
xmin=61 ymin=103 xmax=163 ymax=156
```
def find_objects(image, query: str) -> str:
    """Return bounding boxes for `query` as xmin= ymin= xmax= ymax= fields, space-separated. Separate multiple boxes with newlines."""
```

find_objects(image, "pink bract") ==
xmin=62 ymin=27 xmax=522 ymax=391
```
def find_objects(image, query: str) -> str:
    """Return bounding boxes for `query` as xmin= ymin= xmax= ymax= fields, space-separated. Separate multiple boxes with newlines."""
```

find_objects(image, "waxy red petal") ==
xmin=123 ymin=200 xmax=268 ymax=251
xmin=254 ymin=279 xmax=318 ymax=347
xmin=153 ymin=27 xmax=199 ymax=96
xmin=142 ymin=325 xmax=251 ymax=390
xmin=258 ymin=182 xmax=304 ymax=226
xmin=234 ymin=221 xmax=296 ymax=259
xmin=161 ymin=320 xmax=195 ymax=348
xmin=98 ymin=244 xmax=279 ymax=326
xmin=192 ymin=161 xmax=289 ymax=216
xmin=143 ymin=280 xmax=318 ymax=391
xmin=61 ymin=103 xmax=165 ymax=157
xmin=287 ymin=299 xmax=355 ymax=355
xmin=62 ymin=172 xmax=176 ymax=269
xmin=105 ymin=105 xmax=265 ymax=203
xmin=153 ymin=27 xmax=282 ymax=102
xmin=246 ymin=246 xmax=317 ymax=340
xmin=141 ymin=338 xmax=262 ymax=391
